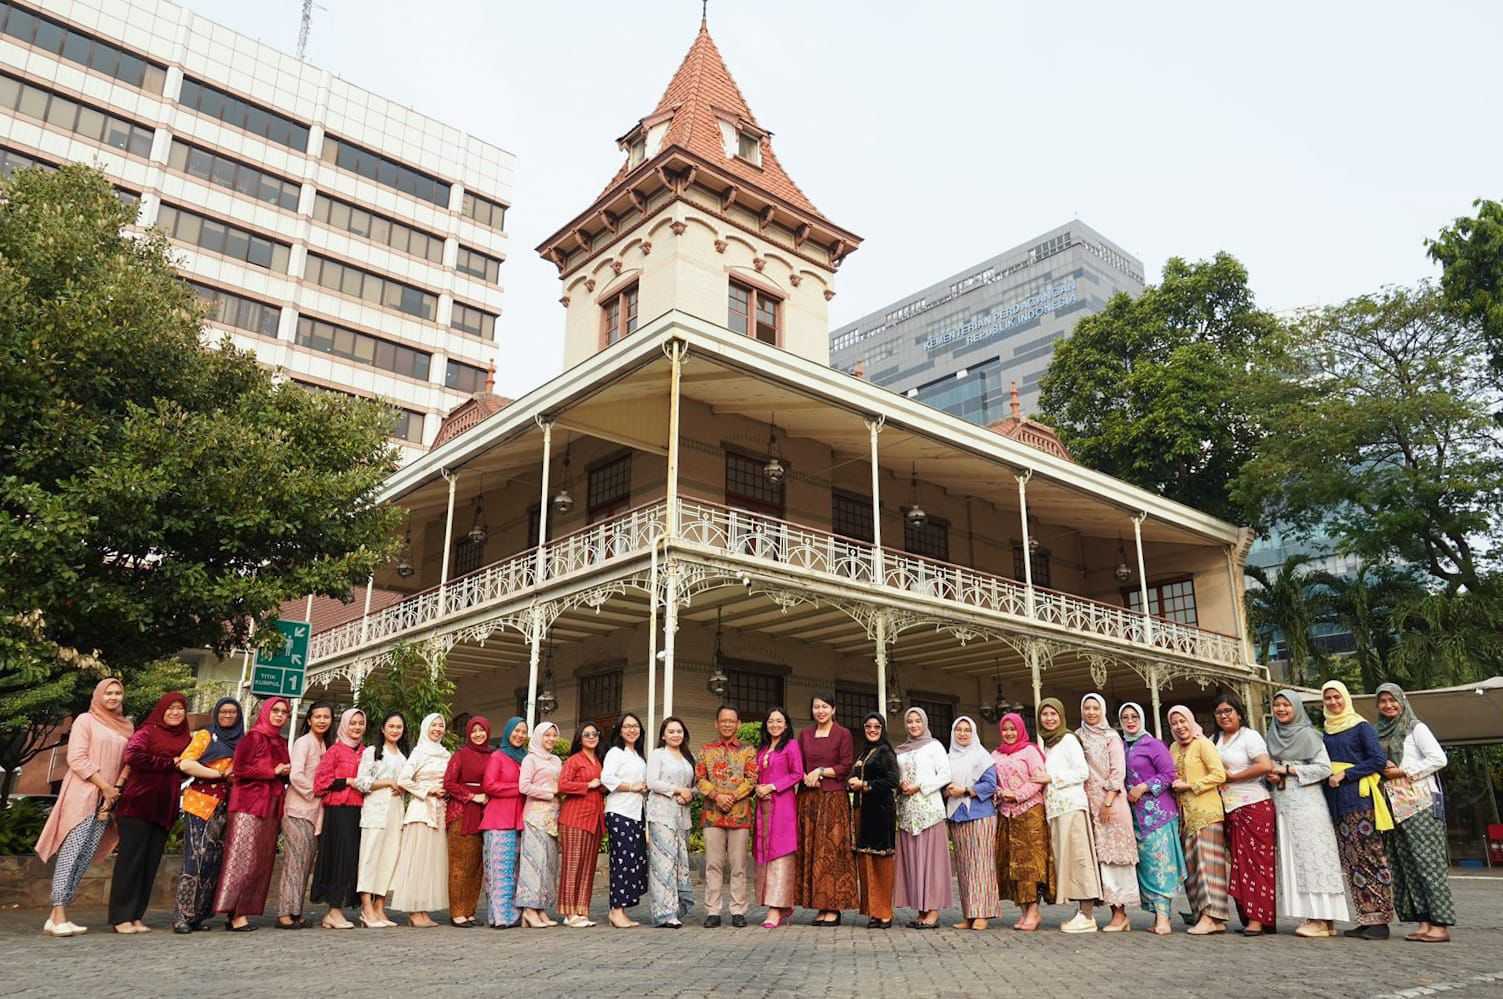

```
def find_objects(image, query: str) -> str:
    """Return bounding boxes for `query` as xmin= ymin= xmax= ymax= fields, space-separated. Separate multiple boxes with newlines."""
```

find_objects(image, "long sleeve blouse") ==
xmin=397 ymin=749 xmax=449 ymax=829
xmin=1322 ymin=721 xmax=1386 ymax=818
xmin=313 ymin=741 xmax=365 ymax=808
xmin=990 ymin=744 xmax=1046 ymax=818
xmin=852 ymin=742 xmax=899 ymax=855
xmin=1041 ymin=733 xmax=1089 ymax=820
xmin=284 ymin=732 xmax=326 ymax=832
xmin=948 ymin=760 xmax=998 ymax=823
xmin=34 ymin=714 xmax=128 ymax=863
xmin=179 ymin=730 xmax=232 ymax=822
xmin=354 ymin=745 xmax=406 ymax=830
xmin=895 ymin=740 xmax=950 ymax=834
xmin=753 ymin=738 xmax=803 ymax=863
xmin=518 ymin=751 xmax=561 ymax=826
xmin=1170 ymin=735 xmax=1226 ymax=836
xmin=226 ymin=730 xmax=289 ymax=819
xmin=644 ymin=748 xmax=695 ymax=831
xmin=478 ymin=752 xmax=524 ymax=832
xmin=1123 ymin=734 xmax=1179 ymax=836
xmin=796 ymin=724 xmax=853 ymax=790
xmin=1397 ymin=722 xmax=1448 ymax=796
xmin=558 ymin=751 xmax=605 ymax=835
xmin=600 ymin=746 xmax=647 ymax=822
xmin=116 ymin=726 xmax=186 ymax=829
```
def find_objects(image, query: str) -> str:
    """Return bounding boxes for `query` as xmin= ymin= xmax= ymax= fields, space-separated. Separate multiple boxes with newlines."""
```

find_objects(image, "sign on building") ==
xmin=250 ymin=619 xmax=310 ymax=698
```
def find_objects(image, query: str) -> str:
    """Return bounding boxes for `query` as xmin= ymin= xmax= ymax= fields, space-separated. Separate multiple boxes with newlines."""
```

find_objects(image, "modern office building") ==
xmin=0 ymin=0 xmax=513 ymax=460
xmin=830 ymin=222 xmax=1144 ymax=422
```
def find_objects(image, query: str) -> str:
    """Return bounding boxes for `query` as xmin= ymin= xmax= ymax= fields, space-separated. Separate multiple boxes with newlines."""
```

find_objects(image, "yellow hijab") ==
xmin=1320 ymin=680 xmax=1365 ymax=734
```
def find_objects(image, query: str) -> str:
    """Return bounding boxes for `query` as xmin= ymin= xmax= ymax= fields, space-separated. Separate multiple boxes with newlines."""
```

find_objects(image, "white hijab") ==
xmin=407 ymin=712 xmax=451 ymax=771
xmin=946 ymin=715 xmax=992 ymax=818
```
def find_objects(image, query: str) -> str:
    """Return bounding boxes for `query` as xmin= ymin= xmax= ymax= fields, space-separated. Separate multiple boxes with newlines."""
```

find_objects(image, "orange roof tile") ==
xmin=601 ymin=19 xmax=827 ymax=221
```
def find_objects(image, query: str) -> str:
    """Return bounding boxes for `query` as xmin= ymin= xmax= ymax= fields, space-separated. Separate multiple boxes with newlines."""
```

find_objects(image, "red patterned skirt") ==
xmin=1225 ymin=798 xmax=1276 ymax=926
xmin=557 ymin=825 xmax=601 ymax=916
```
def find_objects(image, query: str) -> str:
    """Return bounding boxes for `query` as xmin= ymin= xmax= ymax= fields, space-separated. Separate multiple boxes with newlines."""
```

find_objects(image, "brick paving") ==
xmin=2 ymin=876 xmax=1500 ymax=999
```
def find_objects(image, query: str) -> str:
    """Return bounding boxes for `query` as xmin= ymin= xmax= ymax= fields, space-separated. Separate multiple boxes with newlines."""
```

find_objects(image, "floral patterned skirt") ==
xmin=1133 ymin=820 xmax=1185 ymax=917
xmin=1336 ymin=806 xmax=1395 ymax=926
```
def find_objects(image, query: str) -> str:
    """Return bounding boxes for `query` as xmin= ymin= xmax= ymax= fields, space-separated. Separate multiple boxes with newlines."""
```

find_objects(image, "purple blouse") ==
xmin=1123 ymin=733 xmax=1180 ymax=836
xmin=796 ymin=725 xmax=852 ymax=791
xmin=753 ymin=738 xmax=804 ymax=864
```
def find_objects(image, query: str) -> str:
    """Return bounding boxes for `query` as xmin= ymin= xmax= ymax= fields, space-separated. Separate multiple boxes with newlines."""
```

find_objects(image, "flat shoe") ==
xmin=906 ymin=919 xmax=937 ymax=929
xmin=1103 ymin=922 xmax=1131 ymax=933
xmin=227 ymin=922 xmax=258 ymax=932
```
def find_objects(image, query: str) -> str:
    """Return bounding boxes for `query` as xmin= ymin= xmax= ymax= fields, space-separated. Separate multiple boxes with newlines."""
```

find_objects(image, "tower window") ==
xmin=737 ymin=131 xmax=761 ymax=165
xmin=627 ymin=135 xmax=646 ymax=168
xmin=601 ymin=284 xmax=639 ymax=347
xmin=729 ymin=282 xmax=779 ymax=345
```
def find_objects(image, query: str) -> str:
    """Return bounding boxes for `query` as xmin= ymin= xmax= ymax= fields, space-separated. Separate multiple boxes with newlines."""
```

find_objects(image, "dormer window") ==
xmin=737 ymin=131 xmax=761 ymax=165
xmin=627 ymin=135 xmax=646 ymax=168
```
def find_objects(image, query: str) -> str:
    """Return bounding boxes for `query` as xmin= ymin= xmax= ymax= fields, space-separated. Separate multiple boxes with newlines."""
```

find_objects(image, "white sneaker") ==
xmin=42 ymin=919 xmax=77 ymax=937
xmin=1061 ymin=912 xmax=1098 ymax=933
xmin=61 ymin=922 xmax=87 ymax=935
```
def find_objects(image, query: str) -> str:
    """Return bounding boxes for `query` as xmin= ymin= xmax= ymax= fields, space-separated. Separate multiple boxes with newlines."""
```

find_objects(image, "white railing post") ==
xmin=665 ymin=342 xmax=685 ymax=538
xmin=1016 ymin=470 xmax=1035 ymax=617
xmin=866 ymin=416 xmax=884 ymax=585
xmin=1132 ymin=511 xmax=1153 ymax=645
xmin=359 ymin=574 xmax=373 ymax=646
xmin=874 ymin=611 xmax=888 ymax=717
xmin=663 ymin=561 xmax=679 ymax=716
xmin=439 ymin=469 xmax=458 ymax=613
xmin=535 ymin=419 xmax=553 ymax=583
xmin=524 ymin=606 xmax=542 ymax=730
xmin=647 ymin=539 xmax=659 ymax=743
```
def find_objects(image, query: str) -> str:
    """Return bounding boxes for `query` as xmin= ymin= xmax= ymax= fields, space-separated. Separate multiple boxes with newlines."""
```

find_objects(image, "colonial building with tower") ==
xmin=296 ymin=18 xmax=1263 ymax=746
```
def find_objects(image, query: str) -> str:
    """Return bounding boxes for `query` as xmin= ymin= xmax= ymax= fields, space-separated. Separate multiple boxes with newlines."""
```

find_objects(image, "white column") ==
xmin=1028 ymin=641 xmax=1042 ymax=725
xmin=1132 ymin=512 xmax=1153 ymax=644
xmin=525 ymin=608 xmax=542 ymax=730
xmin=1016 ymin=471 xmax=1035 ymax=617
xmin=303 ymin=593 xmax=314 ymax=623
xmin=1149 ymin=665 xmax=1163 ymax=740
xmin=665 ymin=343 xmax=685 ymax=536
xmin=874 ymin=611 xmax=888 ymax=715
xmin=287 ymin=697 xmax=301 ymax=749
xmin=866 ymin=417 xmax=884 ymax=584
xmin=1225 ymin=545 xmax=1255 ymax=664
xmin=359 ymin=575 xmax=374 ymax=646
xmin=235 ymin=646 xmax=252 ymax=700
xmin=439 ymin=470 xmax=458 ymax=605
xmin=535 ymin=421 xmax=553 ymax=582
xmin=662 ymin=563 xmax=679 ymax=716
xmin=647 ymin=542 xmax=660 ymax=740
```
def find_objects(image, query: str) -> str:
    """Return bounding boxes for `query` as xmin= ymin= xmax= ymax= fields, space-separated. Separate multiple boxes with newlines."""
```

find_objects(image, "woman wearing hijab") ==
xmin=480 ymin=716 xmax=528 ymax=928
xmin=892 ymin=706 xmax=953 ymax=929
xmin=1376 ymin=682 xmax=1453 ymax=942
xmin=1265 ymin=689 xmax=1349 ymax=938
xmin=37 ymin=677 xmax=133 ymax=937
xmin=1321 ymin=679 xmax=1396 ymax=939
xmin=753 ymin=707 xmax=802 ymax=928
xmin=215 ymin=696 xmax=292 ymax=930
xmin=849 ymin=712 xmax=899 ymax=928
xmin=355 ymin=711 xmax=408 ymax=928
xmin=172 ymin=697 xmax=242 ymax=933
xmin=601 ymin=713 xmax=650 ymax=928
xmin=796 ymin=694 xmax=859 ymax=924
xmin=443 ymin=715 xmax=493 ymax=927
xmin=1210 ymin=690 xmax=1276 ymax=935
xmin=990 ymin=712 xmax=1051 ymax=932
xmin=646 ymin=717 xmax=696 ymax=929
xmin=389 ymin=713 xmax=451 ymax=926
xmin=944 ymin=716 xmax=999 ymax=930
xmin=1077 ymin=693 xmax=1139 ymax=931
xmin=516 ymin=720 xmax=563 ymax=927
xmin=109 ymin=691 xmax=192 ymax=933
xmin=277 ymin=701 xmax=333 ymax=928
xmin=311 ymin=708 xmax=366 ymax=928
xmin=1118 ymin=702 xmax=1184 ymax=935
xmin=1167 ymin=704 xmax=1229 ymax=936
xmin=557 ymin=723 xmax=606 ymax=927
xmin=1035 ymin=697 xmax=1101 ymax=933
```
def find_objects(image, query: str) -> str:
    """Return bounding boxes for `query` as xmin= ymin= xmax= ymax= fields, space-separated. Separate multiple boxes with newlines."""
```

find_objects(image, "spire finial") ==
xmin=701 ymin=0 xmax=708 ymax=25
xmin=484 ymin=359 xmax=496 ymax=394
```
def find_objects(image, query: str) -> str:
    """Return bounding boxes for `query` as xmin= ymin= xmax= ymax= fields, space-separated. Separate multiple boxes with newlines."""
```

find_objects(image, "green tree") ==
xmin=354 ymin=643 xmax=456 ymax=746
xmin=1308 ymin=564 xmax=1424 ymax=693
xmin=0 ymin=164 xmax=402 ymax=800
xmin=1389 ymin=589 xmax=1503 ymax=689
xmin=1232 ymin=283 xmax=1502 ymax=595
xmin=1244 ymin=555 xmax=1327 ymax=686
xmin=1428 ymin=198 xmax=1503 ymax=384
xmin=1037 ymin=253 xmax=1284 ymax=522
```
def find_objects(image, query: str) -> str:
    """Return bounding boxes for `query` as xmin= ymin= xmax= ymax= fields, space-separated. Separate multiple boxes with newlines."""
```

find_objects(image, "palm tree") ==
xmin=1391 ymin=589 xmax=1503 ymax=689
xmin=1308 ymin=564 xmax=1424 ymax=692
xmin=1245 ymin=554 xmax=1326 ymax=687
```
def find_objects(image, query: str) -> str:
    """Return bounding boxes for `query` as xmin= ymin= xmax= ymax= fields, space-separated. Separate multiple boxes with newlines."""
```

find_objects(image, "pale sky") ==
xmin=186 ymin=0 xmax=1503 ymax=399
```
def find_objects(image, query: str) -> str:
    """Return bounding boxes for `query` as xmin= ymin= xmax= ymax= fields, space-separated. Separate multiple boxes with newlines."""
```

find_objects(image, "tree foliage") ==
xmin=1037 ymin=253 xmax=1283 ymax=522
xmin=1308 ymin=564 xmax=1424 ymax=693
xmin=1428 ymin=197 xmax=1503 ymax=385
xmin=0 ymin=164 xmax=403 ymax=773
xmin=1244 ymin=555 xmax=1327 ymax=687
xmin=354 ymin=643 xmax=456 ymax=747
xmin=1232 ymin=284 xmax=1502 ymax=595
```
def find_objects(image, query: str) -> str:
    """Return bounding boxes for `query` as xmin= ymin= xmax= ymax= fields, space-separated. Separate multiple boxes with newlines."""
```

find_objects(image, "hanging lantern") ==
xmin=467 ymin=491 xmax=488 ymax=546
xmin=905 ymin=462 xmax=926 ymax=526
xmin=707 ymin=607 xmax=730 ymax=697
xmin=979 ymin=673 xmax=1008 ymax=723
xmin=886 ymin=688 xmax=904 ymax=717
xmin=536 ymin=668 xmax=558 ymax=717
xmin=1114 ymin=534 xmax=1133 ymax=583
xmin=1027 ymin=513 xmax=1041 ymax=554
xmin=553 ymin=440 xmax=574 ymax=513
xmin=396 ymin=515 xmax=415 ymax=577
xmin=764 ymin=415 xmax=785 ymax=483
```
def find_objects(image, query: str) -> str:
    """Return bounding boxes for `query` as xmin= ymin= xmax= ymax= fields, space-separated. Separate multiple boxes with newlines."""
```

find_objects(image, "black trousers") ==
xmin=108 ymin=816 xmax=169 ymax=925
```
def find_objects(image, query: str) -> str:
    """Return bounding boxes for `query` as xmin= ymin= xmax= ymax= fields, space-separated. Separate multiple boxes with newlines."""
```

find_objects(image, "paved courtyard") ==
xmin=3 ymin=875 xmax=1501 ymax=999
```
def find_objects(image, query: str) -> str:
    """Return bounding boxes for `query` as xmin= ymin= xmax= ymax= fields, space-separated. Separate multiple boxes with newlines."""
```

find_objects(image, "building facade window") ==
xmin=904 ymin=516 xmax=949 ymax=562
xmin=725 ymin=451 xmax=784 ymax=516
xmin=0 ymin=71 xmax=153 ymax=158
xmin=304 ymin=253 xmax=438 ymax=321
xmin=723 ymin=663 xmax=784 ymax=724
xmin=1126 ymin=577 xmax=1199 ymax=627
xmin=728 ymin=281 xmax=778 ymax=344
xmin=601 ymin=284 xmax=639 ymax=346
xmin=295 ymin=316 xmax=431 ymax=380
xmin=322 ymin=135 xmax=449 ymax=207
xmin=155 ymin=204 xmax=292 ymax=273
xmin=0 ymin=3 xmax=166 ymax=94
xmin=168 ymin=139 xmax=300 ymax=211
xmin=461 ymin=190 xmax=507 ymax=232
xmin=736 ymin=131 xmax=761 ymax=164
xmin=178 ymin=77 xmax=308 ymax=151
xmin=578 ymin=668 xmax=623 ymax=734
xmin=190 ymin=281 xmax=280 ymax=339
xmin=834 ymin=685 xmax=878 ymax=738
xmin=0 ymin=144 xmax=48 ymax=177
xmin=831 ymin=490 xmax=874 ymax=543
xmin=452 ymin=535 xmax=484 ymax=577
xmin=1012 ymin=545 xmax=1052 ymax=589
xmin=313 ymin=194 xmax=444 ymax=263
xmin=456 ymin=245 xmax=502 ymax=284
xmin=587 ymin=454 xmax=632 ymax=522
xmin=445 ymin=359 xmax=487 ymax=394
xmin=451 ymin=301 xmax=497 ymax=341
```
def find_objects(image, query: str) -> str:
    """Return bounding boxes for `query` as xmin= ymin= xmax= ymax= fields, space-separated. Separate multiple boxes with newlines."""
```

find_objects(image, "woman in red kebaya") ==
xmin=311 ymin=708 xmax=367 ymax=928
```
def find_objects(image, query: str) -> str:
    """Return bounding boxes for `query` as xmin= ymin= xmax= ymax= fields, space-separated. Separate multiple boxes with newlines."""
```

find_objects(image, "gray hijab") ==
xmin=1265 ymin=688 xmax=1324 ymax=763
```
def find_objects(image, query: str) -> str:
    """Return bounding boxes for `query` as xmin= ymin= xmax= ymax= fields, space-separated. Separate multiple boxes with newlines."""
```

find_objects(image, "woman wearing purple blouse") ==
xmin=795 ymin=694 xmax=858 ymax=924
xmin=753 ymin=707 xmax=804 ymax=928
xmin=1118 ymin=702 xmax=1185 ymax=935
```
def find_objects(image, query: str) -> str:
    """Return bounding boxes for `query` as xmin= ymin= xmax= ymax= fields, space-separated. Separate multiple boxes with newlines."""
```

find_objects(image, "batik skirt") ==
xmin=515 ymin=815 xmax=558 ymax=911
xmin=604 ymin=813 xmax=647 ymax=910
xmin=175 ymin=808 xmax=227 ymax=926
xmin=1183 ymin=821 xmax=1230 ymax=922
xmin=276 ymin=815 xmax=318 ymax=917
xmin=557 ymin=825 xmax=601 ymax=915
xmin=1386 ymin=808 xmax=1455 ymax=927
xmin=646 ymin=820 xmax=693 ymax=924
xmin=1335 ymin=806 xmax=1395 ymax=926
xmin=949 ymin=815 xmax=1000 ymax=919
xmin=1133 ymin=820 xmax=1185 ymax=917
xmin=446 ymin=826 xmax=484 ymax=920
xmin=482 ymin=829 xmax=521 ymax=926
xmin=1224 ymin=798 xmax=1276 ymax=926
xmin=795 ymin=789 xmax=859 ymax=910
xmin=995 ymin=805 xmax=1054 ymax=907
xmin=213 ymin=811 xmax=279 ymax=917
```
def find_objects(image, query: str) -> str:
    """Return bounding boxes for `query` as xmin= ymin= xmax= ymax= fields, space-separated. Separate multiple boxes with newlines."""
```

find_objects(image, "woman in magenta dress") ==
xmin=753 ymin=707 xmax=803 ymax=928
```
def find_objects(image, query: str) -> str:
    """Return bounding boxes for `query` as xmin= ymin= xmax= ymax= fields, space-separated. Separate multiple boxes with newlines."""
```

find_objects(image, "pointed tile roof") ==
xmin=603 ymin=19 xmax=826 ymax=220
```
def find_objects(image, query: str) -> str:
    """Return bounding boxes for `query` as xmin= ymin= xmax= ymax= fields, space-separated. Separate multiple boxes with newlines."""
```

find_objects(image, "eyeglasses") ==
xmin=1213 ymin=707 xmax=1238 ymax=716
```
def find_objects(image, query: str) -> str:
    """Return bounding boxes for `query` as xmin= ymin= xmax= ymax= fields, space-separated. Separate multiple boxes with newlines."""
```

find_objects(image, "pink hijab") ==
xmin=1166 ymin=704 xmax=1204 ymax=742
xmin=994 ymin=712 xmax=1033 ymax=755
xmin=336 ymin=708 xmax=366 ymax=749
xmin=88 ymin=678 xmax=134 ymax=739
